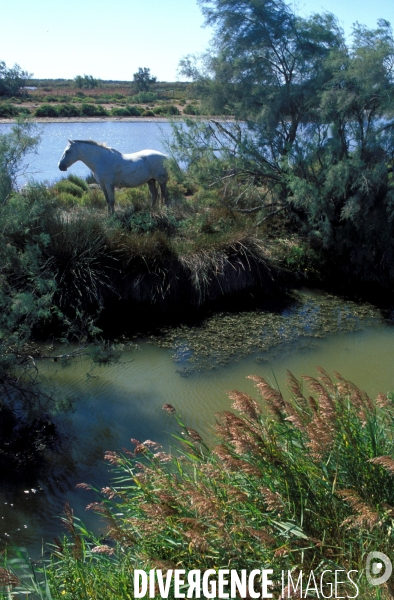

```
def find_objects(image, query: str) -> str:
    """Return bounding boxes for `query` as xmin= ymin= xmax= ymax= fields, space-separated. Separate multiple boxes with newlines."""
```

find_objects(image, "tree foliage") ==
xmin=132 ymin=67 xmax=157 ymax=91
xmin=74 ymin=74 xmax=100 ymax=89
xmin=174 ymin=0 xmax=394 ymax=286
xmin=0 ymin=60 xmax=32 ymax=96
xmin=0 ymin=119 xmax=41 ymax=203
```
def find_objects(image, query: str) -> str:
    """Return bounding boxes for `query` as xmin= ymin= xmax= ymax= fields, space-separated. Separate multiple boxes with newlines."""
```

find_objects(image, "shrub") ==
xmin=52 ymin=179 xmax=85 ymax=198
xmin=111 ymin=105 xmax=142 ymax=117
xmin=111 ymin=107 xmax=129 ymax=117
xmin=154 ymin=104 xmax=180 ymax=115
xmin=183 ymin=103 xmax=200 ymax=115
xmin=120 ymin=208 xmax=179 ymax=235
xmin=66 ymin=174 xmax=88 ymax=192
xmin=114 ymin=187 xmax=150 ymax=207
xmin=0 ymin=104 xmax=30 ymax=117
xmin=141 ymin=109 xmax=155 ymax=117
xmin=34 ymin=104 xmax=58 ymax=117
xmin=53 ymin=191 xmax=81 ymax=207
xmin=130 ymin=91 xmax=158 ymax=103
xmin=39 ymin=213 xmax=112 ymax=309
xmin=0 ymin=120 xmax=40 ymax=202
xmin=56 ymin=103 xmax=82 ymax=117
xmin=127 ymin=105 xmax=142 ymax=116
xmin=80 ymin=103 xmax=109 ymax=117
xmin=80 ymin=187 xmax=106 ymax=208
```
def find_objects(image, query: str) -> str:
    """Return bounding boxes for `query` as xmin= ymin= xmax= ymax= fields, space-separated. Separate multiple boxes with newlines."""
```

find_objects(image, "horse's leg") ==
xmin=102 ymin=183 xmax=115 ymax=215
xmin=159 ymin=182 xmax=169 ymax=206
xmin=148 ymin=179 xmax=158 ymax=208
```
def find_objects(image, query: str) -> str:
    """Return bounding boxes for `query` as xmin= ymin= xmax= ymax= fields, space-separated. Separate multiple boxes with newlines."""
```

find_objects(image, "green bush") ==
xmin=183 ymin=103 xmax=200 ymax=115
xmin=80 ymin=103 xmax=109 ymax=117
xmin=34 ymin=104 xmax=58 ymax=117
xmin=141 ymin=109 xmax=155 ymax=117
xmin=80 ymin=187 xmax=106 ymax=208
xmin=131 ymin=91 xmax=158 ymax=103
xmin=52 ymin=179 xmax=85 ymax=198
xmin=38 ymin=213 xmax=111 ymax=308
xmin=56 ymin=103 xmax=82 ymax=117
xmin=0 ymin=120 xmax=40 ymax=202
xmin=154 ymin=104 xmax=180 ymax=115
xmin=111 ymin=105 xmax=142 ymax=117
xmin=66 ymin=174 xmax=88 ymax=191
xmin=122 ymin=209 xmax=179 ymax=234
xmin=115 ymin=186 xmax=150 ymax=206
xmin=0 ymin=104 xmax=30 ymax=117
xmin=127 ymin=105 xmax=142 ymax=116
xmin=53 ymin=191 xmax=81 ymax=207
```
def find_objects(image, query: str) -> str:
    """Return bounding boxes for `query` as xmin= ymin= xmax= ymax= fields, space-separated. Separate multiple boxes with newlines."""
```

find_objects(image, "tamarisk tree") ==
xmin=173 ymin=0 xmax=394 ymax=284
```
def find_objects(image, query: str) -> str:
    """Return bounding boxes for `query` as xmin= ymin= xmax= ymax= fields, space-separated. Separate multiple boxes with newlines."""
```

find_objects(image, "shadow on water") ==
xmin=1 ymin=288 xmax=394 ymax=555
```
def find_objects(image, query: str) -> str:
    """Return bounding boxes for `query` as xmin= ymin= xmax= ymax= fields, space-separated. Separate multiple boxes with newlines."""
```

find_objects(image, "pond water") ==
xmin=1 ymin=289 xmax=394 ymax=556
xmin=0 ymin=121 xmax=173 ymax=184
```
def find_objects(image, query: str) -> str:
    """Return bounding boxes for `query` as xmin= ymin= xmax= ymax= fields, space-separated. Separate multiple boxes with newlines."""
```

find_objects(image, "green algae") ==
xmin=151 ymin=289 xmax=381 ymax=371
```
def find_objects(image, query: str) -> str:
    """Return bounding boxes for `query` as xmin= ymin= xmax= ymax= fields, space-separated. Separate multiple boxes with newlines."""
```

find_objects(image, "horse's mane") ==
xmin=73 ymin=140 xmax=122 ymax=154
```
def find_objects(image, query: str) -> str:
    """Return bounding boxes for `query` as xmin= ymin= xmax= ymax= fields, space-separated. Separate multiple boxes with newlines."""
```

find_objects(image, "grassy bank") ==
xmin=2 ymin=369 xmax=394 ymax=598
xmin=10 ymin=173 xmax=286 ymax=333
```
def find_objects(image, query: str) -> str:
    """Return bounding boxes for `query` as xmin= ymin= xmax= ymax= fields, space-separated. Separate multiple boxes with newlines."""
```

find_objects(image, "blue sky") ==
xmin=2 ymin=0 xmax=394 ymax=81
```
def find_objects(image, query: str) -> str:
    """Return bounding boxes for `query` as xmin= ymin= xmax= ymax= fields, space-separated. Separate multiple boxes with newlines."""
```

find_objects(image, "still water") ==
xmin=0 ymin=121 xmax=173 ymax=184
xmin=1 ymin=289 xmax=394 ymax=555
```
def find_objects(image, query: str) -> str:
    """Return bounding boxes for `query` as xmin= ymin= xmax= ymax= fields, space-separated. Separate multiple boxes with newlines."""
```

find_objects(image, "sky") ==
xmin=1 ymin=0 xmax=394 ymax=82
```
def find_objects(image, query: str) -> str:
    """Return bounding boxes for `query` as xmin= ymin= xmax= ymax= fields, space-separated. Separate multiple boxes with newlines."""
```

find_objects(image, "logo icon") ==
xmin=366 ymin=552 xmax=392 ymax=586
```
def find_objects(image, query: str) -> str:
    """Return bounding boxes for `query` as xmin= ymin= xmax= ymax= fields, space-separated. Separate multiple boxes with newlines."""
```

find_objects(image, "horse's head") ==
xmin=58 ymin=140 xmax=78 ymax=171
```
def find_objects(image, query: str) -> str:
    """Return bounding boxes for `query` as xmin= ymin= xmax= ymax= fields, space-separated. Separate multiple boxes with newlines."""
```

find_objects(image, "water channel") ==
xmin=1 ymin=289 xmax=394 ymax=555
xmin=1 ymin=123 xmax=394 ymax=556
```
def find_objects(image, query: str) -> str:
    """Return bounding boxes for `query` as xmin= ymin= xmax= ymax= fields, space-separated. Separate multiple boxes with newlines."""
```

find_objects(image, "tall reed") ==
xmin=4 ymin=369 xmax=391 ymax=599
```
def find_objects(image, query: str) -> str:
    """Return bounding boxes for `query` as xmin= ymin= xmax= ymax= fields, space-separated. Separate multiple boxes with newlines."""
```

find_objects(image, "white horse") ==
xmin=58 ymin=140 xmax=169 ymax=214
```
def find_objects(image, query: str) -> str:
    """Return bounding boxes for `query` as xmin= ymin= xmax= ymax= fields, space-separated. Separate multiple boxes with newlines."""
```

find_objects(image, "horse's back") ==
xmin=123 ymin=149 xmax=168 ymax=162
xmin=114 ymin=149 xmax=168 ymax=187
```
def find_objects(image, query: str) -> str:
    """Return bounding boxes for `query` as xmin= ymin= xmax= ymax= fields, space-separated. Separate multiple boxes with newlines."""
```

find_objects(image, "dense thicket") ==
xmin=174 ymin=0 xmax=394 ymax=287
